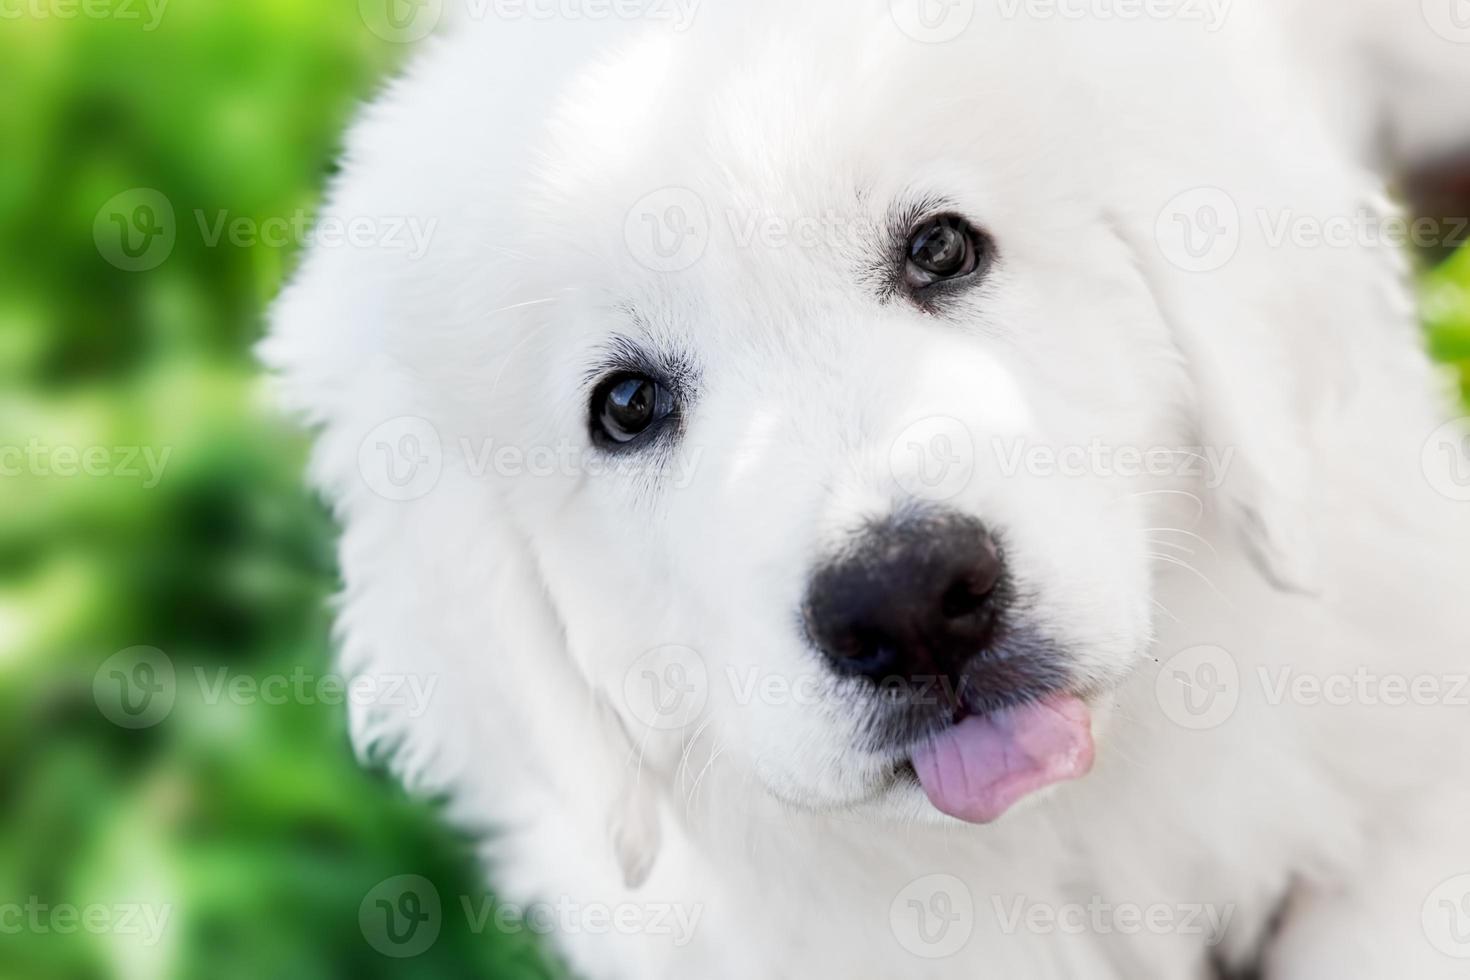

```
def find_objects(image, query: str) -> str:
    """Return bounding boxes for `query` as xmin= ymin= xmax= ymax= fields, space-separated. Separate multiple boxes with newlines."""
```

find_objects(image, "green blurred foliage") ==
xmin=0 ymin=3 xmax=562 ymax=978
xmin=0 ymin=2 xmax=1467 ymax=979
xmin=1425 ymin=243 xmax=1470 ymax=403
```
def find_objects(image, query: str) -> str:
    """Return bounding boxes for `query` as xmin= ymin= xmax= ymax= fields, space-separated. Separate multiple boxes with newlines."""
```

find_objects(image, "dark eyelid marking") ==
xmin=582 ymin=335 xmax=697 ymax=403
xmin=868 ymin=194 xmax=959 ymax=304
xmin=872 ymin=194 xmax=996 ymax=311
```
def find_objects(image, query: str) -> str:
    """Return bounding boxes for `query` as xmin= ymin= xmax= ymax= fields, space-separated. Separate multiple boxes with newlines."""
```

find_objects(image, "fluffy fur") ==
xmin=263 ymin=2 xmax=1470 ymax=975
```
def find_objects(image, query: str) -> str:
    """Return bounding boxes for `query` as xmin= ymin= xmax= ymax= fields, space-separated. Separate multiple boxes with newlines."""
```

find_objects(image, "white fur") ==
xmin=263 ymin=2 xmax=1470 ymax=975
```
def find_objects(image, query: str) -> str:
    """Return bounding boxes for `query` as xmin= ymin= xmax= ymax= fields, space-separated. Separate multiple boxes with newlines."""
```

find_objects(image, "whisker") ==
xmin=676 ymin=717 xmax=715 ymax=793
xmin=1110 ymin=488 xmax=1205 ymax=524
xmin=1148 ymin=552 xmax=1231 ymax=606
xmin=685 ymin=743 xmax=726 ymax=816
xmin=1145 ymin=526 xmax=1220 ymax=558
xmin=482 ymin=296 xmax=558 ymax=318
xmin=1148 ymin=597 xmax=1181 ymax=624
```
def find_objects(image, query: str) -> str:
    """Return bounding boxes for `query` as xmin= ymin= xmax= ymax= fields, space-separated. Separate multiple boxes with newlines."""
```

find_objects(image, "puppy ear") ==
xmin=416 ymin=509 xmax=668 ymax=893
xmin=464 ymin=518 xmax=667 ymax=892
xmin=257 ymin=12 xmax=679 ymax=896
xmin=517 ymin=617 xmax=666 ymax=891
xmin=1164 ymin=302 xmax=1321 ymax=593
xmin=603 ymin=707 xmax=664 ymax=890
xmin=264 ymin=250 xmax=666 ymax=897
xmin=1106 ymin=217 xmax=1327 ymax=593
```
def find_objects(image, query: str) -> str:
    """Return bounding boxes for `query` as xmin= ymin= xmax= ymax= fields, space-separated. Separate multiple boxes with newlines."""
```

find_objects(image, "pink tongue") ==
xmin=911 ymin=695 xmax=1094 ymax=824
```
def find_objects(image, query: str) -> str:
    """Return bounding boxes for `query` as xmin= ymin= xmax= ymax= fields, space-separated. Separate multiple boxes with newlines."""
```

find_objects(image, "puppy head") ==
xmin=479 ymin=15 xmax=1195 ymax=824
xmin=267 ymin=3 xmax=1326 ymax=858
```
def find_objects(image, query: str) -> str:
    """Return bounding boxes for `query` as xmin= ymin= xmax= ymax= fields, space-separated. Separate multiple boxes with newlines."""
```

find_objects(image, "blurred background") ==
xmin=0 ymin=4 xmax=567 ymax=978
xmin=1 ymin=3 xmax=1467 ymax=979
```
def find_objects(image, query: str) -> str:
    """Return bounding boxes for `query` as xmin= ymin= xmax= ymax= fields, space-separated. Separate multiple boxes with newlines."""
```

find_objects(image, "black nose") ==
xmin=802 ymin=512 xmax=1006 ymax=685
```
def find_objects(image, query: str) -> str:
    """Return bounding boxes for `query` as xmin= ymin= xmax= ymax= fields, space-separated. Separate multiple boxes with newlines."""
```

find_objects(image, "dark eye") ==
xmin=591 ymin=373 xmax=676 ymax=445
xmin=904 ymin=214 xmax=986 ymax=288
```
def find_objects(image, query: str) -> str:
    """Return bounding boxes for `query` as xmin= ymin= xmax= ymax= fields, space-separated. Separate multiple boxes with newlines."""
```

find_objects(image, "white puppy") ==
xmin=264 ymin=1 xmax=1470 ymax=976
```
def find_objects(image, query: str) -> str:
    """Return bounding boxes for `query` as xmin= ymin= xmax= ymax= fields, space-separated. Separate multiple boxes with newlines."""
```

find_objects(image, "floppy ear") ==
xmin=1103 ymin=198 xmax=1363 ymax=594
xmin=482 ymin=519 xmax=667 ymax=891
xmin=263 ymin=262 xmax=666 ymax=893
xmin=1137 ymin=262 xmax=1324 ymax=594
xmin=256 ymin=12 xmax=675 ymax=892
xmin=1148 ymin=283 xmax=1323 ymax=593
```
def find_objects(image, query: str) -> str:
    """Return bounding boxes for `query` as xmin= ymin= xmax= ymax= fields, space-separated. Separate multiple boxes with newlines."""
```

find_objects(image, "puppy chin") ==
xmin=749 ymin=751 xmax=908 ymax=815
xmin=846 ymin=779 xmax=956 ymax=826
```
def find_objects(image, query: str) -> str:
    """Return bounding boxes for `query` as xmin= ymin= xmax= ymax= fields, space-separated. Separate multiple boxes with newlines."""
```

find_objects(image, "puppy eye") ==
xmin=904 ymin=214 xmax=986 ymax=288
xmin=591 ymin=373 xmax=676 ymax=445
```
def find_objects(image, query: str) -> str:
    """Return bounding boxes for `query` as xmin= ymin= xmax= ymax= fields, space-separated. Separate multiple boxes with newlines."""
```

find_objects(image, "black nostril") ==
xmin=802 ymin=511 xmax=1007 ymax=685
xmin=841 ymin=634 xmax=902 ymax=679
xmin=940 ymin=574 xmax=993 ymax=620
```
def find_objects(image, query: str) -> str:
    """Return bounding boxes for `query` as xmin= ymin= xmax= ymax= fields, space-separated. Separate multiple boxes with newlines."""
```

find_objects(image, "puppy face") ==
xmin=268 ymin=7 xmax=1300 ymax=834
xmin=453 ymin=21 xmax=1199 ymax=822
